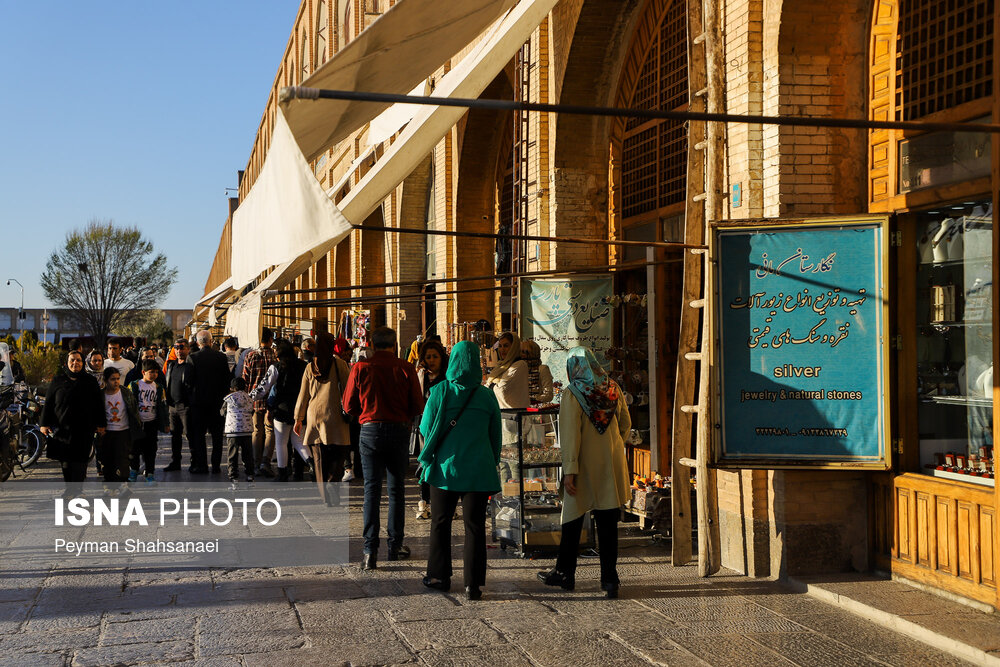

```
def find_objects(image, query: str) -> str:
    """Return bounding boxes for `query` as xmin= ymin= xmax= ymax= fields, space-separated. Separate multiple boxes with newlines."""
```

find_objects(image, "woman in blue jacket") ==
xmin=418 ymin=341 xmax=501 ymax=600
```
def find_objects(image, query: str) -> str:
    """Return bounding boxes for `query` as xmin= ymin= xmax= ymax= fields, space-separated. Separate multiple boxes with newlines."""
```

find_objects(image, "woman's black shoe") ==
xmin=537 ymin=569 xmax=575 ymax=590
xmin=601 ymin=582 xmax=620 ymax=599
xmin=465 ymin=586 xmax=482 ymax=601
xmin=422 ymin=576 xmax=450 ymax=592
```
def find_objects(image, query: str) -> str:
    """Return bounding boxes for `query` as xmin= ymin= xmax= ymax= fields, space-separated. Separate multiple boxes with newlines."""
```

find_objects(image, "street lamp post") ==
xmin=6 ymin=279 xmax=24 ymax=341
xmin=42 ymin=309 xmax=50 ymax=346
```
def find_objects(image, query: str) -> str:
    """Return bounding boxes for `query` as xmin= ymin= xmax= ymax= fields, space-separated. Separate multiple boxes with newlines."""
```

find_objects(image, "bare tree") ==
xmin=40 ymin=219 xmax=177 ymax=346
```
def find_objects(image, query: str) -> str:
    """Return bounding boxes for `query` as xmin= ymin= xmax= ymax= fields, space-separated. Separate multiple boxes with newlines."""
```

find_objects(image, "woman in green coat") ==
xmin=418 ymin=341 xmax=502 ymax=600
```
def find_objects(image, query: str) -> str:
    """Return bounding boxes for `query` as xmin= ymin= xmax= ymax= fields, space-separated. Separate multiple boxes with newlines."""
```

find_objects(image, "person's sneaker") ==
xmin=163 ymin=462 xmax=181 ymax=472
xmin=246 ymin=475 xmax=255 ymax=484
xmin=415 ymin=500 xmax=430 ymax=520
xmin=257 ymin=465 xmax=275 ymax=478
xmin=211 ymin=465 xmax=222 ymax=474
xmin=537 ymin=569 xmax=575 ymax=590
xmin=127 ymin=469 xmax=138 ymax=483
xmin=145 ymin=474 xmax=156 ymax=486
xmin=342 ymin=468 xmax=355 ymax=482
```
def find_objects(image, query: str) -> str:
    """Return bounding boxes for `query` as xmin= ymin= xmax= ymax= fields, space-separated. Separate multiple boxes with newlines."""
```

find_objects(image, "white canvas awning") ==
xmin=230 ymin=109 xmax=352 ymax=289
xmin=335 ymin=0 xmax=558 ymax=225
xmin=226 ymin=0 xmax=557 ymax=346
xmin=282 ymin=0 xmax=516 ymax=161
xmin=196 ymin=278 xmax=233 ymax=306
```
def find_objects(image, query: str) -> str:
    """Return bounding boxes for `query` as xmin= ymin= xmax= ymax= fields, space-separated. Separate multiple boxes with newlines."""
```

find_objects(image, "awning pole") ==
xmin=280 ymin=86 xmax=1000 ymax=135
xmin=350 ymin=223 xmax=703 ymax=250
xmin=272 ymin=258 xmax=679 ymax=296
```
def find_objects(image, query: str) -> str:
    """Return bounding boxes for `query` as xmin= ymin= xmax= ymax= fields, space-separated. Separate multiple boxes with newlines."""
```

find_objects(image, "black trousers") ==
xmin=347 ymin=418 xmax=362 ymax=478
xmin=556 ymin=508 xmax=620 ymax=585
xmin=314 ymin=443 xmax=349 ymax=505
xmin=61 ymin=460 xmax=87 ymax=482
xmin=99 ymin=430 xmax=132 ymax=483
xmin=427 ymin=487 xmax=491 ymax=588
xmin=130 ymin=421 xmax=159 ymax=474
xmin=169 ymin=405 xmax=192 ymax=465
xmin=226 ymin=435 xmax=254 ymax=479
xmin=190 ymin=405 xmax=225 ymax=469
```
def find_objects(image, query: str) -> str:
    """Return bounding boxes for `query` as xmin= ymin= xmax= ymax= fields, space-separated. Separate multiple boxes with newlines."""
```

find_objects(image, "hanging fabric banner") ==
xmin=519 ymin=276 xmax=613 ymax=389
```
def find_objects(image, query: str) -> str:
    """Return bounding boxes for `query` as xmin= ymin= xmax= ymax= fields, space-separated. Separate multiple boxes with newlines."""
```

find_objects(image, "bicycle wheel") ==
xmin=17 ymin=429 xmax=43 ymax=468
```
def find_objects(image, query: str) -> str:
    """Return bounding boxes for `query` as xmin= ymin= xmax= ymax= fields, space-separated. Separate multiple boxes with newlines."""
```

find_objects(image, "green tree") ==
xmin=40 ymin=220 xmax=177 ymax=347
xmin=117 ymin=309 xmax=174 ymax=343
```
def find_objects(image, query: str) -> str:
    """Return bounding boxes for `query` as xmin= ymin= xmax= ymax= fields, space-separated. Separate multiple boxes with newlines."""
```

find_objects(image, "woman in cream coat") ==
xmin=538 ymin=347 xmax=630 ymax=599
xmin=294 ymin=333 xmax=352 ymax=503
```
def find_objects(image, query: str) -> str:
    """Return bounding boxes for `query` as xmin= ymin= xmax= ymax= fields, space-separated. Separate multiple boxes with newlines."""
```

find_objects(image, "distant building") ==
xmin=0 ymin=308 xmax=193 ymax=343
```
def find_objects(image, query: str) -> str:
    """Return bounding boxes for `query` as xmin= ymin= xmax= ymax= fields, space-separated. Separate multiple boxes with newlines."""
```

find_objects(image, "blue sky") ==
xmin=0 ymin=2 xmax=297 ymax=310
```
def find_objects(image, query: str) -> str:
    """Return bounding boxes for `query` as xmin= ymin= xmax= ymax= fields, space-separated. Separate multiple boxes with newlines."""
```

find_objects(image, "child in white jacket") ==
xmin=221 ymin=377 xmax=255 ymax=483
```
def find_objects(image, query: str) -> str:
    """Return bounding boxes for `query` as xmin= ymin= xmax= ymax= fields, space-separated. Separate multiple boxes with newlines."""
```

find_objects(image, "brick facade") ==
xmin=207 ymin=0 xmax=924 ymax=582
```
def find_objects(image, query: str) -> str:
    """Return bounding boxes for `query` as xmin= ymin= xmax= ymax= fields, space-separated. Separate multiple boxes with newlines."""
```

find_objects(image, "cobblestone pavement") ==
xmin=0 ymin=437 xmax=975 ymax=666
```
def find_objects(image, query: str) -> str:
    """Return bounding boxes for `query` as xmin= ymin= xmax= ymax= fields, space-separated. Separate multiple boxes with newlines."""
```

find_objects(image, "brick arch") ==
xmin=551 ymin=0 xmax=647 ymax=269
xmin=762 ymin=0 xmax=870 ymax=216
xmin=607 ymin=0 xmax=687 ymax=261
xmin=453 ymin=73 xmax=515 ymax=324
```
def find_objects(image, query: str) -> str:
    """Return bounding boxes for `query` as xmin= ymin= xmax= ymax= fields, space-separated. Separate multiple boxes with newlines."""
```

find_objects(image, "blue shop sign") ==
xmin=715 ymin=217 xmax=890 ymax=468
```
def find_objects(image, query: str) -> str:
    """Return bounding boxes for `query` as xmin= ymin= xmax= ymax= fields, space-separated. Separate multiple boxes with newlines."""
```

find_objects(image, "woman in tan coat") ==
xmin=294 ymin=333 xmax=352 ymax=503
xmin=538 ymin=346 xmax=630 ymax=598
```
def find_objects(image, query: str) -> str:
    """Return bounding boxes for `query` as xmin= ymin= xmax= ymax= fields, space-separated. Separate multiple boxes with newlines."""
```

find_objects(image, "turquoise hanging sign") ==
xmin=714 ymin=217 xmax=890 ymax=468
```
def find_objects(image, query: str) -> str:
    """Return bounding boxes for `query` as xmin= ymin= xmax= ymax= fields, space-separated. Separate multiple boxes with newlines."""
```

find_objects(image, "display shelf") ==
xmin=922 ymin=467 xmax=995 ymax=487
xmin=500 ymin=459 xmax=563 ymax=468
xmin=522 ymin=505 xmax=562 ymax=513
xmin=920 ymin=321 xmax=992 ymax=328
xmin=919 ymin=256 xmax=992 ymax=268
xmin=492 ymin=407 xmax=594 ymax=557
xmin=920 ymin=395 xmax=994 ymax=407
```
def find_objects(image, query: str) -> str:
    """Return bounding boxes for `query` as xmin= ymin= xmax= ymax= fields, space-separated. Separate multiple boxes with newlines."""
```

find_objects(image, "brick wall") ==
xmin=759 ymin=0 xmax=869 ymax=217
xmin=550 ymin=0 xmax=643 ymax=269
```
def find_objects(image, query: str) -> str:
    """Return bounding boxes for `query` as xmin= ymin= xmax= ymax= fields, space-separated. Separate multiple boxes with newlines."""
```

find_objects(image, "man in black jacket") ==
xmin=189 ymin=330 xmax=232 ymax=474
xmin=164 ymin=339 xmax=196 ymax=472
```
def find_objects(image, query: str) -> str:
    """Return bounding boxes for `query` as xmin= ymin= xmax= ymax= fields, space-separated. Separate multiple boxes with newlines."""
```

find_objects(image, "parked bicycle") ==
xmin=0 ymin=383 xmax=45 ymax=480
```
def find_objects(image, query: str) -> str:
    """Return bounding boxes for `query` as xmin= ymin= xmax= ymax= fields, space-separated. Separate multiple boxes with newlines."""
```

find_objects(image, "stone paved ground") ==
xmin=0 ymin=437 xmax=977 ymax=666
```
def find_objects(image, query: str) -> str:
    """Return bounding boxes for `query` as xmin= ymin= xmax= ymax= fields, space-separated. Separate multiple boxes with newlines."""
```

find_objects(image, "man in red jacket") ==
xmin=342 ymin=326 xmax=423 ymax=570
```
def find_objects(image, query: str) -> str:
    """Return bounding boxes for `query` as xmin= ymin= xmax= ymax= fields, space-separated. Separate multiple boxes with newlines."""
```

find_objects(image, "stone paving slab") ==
xmin=793 ymin=574 xmax=1000 ymax=664
xmin=72 ymin=639 xmax=194 ymax=666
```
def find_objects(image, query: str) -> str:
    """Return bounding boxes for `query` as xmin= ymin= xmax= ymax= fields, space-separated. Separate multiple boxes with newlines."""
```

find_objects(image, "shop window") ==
xmin=896 ymin=0 xmax=994 ymax=120
xmin=908 ymin=199 xmax=994 ymax=486
xmin=621 ymin=0 xmax=688 ymax=220
xmin=898 ymin=116 xmax=992 ymax=193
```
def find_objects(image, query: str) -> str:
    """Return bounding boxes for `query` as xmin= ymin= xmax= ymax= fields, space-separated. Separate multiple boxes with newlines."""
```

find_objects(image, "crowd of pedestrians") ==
xmin=38 ymin=324 xmax=631 ymax=599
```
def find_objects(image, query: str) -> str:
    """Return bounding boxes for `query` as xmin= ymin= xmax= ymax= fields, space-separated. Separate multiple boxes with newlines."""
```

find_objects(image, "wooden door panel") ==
xmin=936 ymin=497 xmax=953 ymax=574
xmin=897 ymin=488 xmax=912 ymax=562
xmin=982 ymin=506 xmax=997 ymax=587
xmin=957 ymin=502 xmax=974 ymax=580
xmin=916 ymin=492 xmax=931 ymax=566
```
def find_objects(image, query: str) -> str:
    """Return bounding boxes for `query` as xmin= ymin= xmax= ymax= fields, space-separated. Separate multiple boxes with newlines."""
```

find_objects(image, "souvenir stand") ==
xmin=491 ymin=406 xmax=596 ymax=556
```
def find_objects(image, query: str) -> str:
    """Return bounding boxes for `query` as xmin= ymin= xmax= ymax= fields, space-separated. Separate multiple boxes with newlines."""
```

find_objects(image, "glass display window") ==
xmin=909 ymin=199 xmax=995 ymax=486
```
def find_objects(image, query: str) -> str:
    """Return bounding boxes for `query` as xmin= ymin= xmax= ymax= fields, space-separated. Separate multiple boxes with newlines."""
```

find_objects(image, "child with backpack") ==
xmin=222 ymin=377 xmax=255 ymax=483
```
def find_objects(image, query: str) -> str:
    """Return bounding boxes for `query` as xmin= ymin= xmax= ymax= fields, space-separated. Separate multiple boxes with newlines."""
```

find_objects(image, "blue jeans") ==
xmin=359 ymin=421 xmax=410 ymax=556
